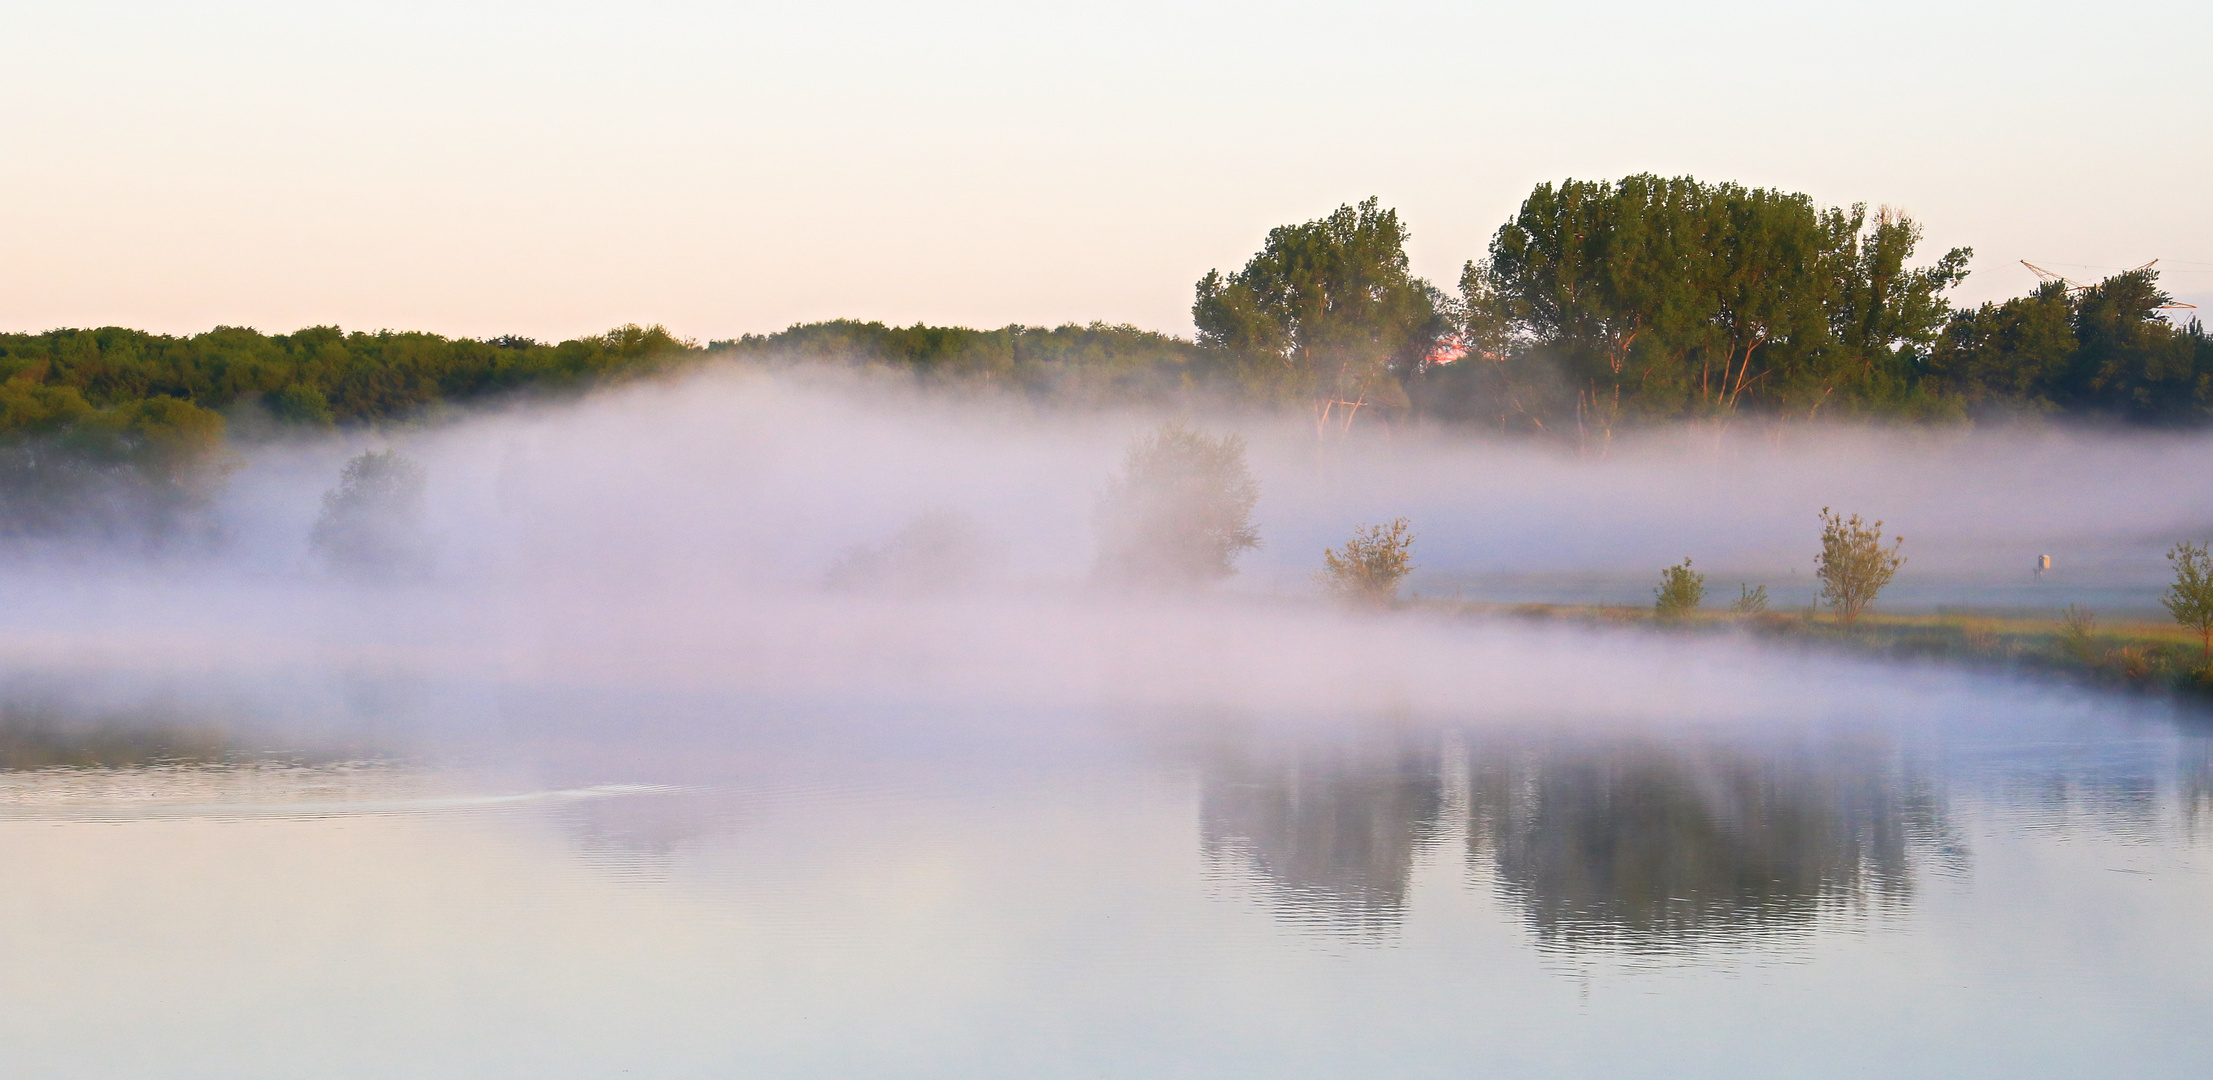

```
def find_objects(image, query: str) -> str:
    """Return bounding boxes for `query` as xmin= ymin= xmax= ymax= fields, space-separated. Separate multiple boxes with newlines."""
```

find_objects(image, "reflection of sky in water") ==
xmin=0 ymin=673 xmax=2208 ymax=1078
xmin=0 ymin=363 xmax=2208 ymax=1077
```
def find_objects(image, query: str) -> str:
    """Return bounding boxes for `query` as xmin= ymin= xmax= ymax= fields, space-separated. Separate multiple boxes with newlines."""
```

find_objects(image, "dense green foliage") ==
xmin=1424 ymin=175 xmax=2209 ymax=431
xmin=0 ymin=323 xmax=691 ymax=538
xmin=3 ymin=175 xmax=2200 ymax=456
xmin=1430 ymin=175 xmax=1973 ymax=429
xmin=711 ymin=320 xmax=1217 ymax=403
xmin=1929 ymin=271 xmax=2213 ymax=424
xmin=0 ymin=173 xmax=2205 ymax=542
xmin=0 ymin=322 xmax=693 ymax=427
xmin=1653 ymin=558 xmax=1707 ymax=617
xmin=0 ymin=379 xmax=234 ymax=539
xmin=1192 ymin=198 xmax=1451 ymax=410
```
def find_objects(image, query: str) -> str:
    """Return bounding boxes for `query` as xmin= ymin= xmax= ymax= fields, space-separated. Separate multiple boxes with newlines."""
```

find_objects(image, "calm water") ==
xmin=1 ymin=648 xmax=2208 ymax=1080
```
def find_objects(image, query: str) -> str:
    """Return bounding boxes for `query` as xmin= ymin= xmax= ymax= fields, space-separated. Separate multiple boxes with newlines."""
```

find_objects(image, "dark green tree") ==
xmin=1927 ymin=281 xmax=2079 ymax=410
xmin=266 ymin=385 xmax=336 ymax=428
xmin=1454 ymin=175 xmax=1969 ymax=426
xmin=1194 ymin=198 xmax=1451 ymax=419
xmin=1929 ymin=269 xmax=2212 ymax=423
xmin=1822 ymin=205 xmax=1972 ymax=405
xmin=2066 ymin=272 xmax=2210 ymax=424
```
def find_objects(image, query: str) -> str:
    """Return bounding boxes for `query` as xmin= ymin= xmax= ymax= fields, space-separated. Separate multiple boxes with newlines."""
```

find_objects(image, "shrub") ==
xmin=2058 ymin=603 xmax=2099 ymax=663
xmin=1728 ymin=583 xmax=1769 ymax=614
xmin=1653 ymin=559 xmax=1706 ymax=618
xmin=1815 ymin=507 xmax=1904 ymax=625
xmin=2161 ymin=541 xmax=2213 ymax=666
xmin=1094 ymin=423 xmax=1261 ymax=587
xmin=2114 ymin=645 xmax=2158 ymax=683
xmin=1316 ymin=518 xmax=1415 ymax=606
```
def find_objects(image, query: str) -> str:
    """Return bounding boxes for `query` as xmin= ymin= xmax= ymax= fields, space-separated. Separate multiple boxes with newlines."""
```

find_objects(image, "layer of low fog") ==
xmin=0 ymin=361 xmax=2208 ymax=757
xmin=216 ymin=365 xmax=2213 ymax=604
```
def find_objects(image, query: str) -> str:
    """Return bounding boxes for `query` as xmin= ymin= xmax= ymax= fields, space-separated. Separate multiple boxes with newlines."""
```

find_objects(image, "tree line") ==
xmin=0 ymin=322 xmax=693 ymax=427
xmin=7 ymin=177 xmax=2204 ymax=445
xmin=1195 ymin=180 xmax=2207 ymax=434
xmin=720 ymin=178 xmax=2211 ymax=433
xmin=0 ymin=323 xmax=692 ymax=539
xmin=1 ymin=172 xmax=2204 ymax=539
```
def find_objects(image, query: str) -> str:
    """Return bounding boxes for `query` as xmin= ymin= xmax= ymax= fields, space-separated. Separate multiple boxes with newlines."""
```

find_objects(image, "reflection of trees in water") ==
xmin=2006 ymin=770 xmax=2164 ymax=835
xmin=1196 ymin=725 xmax=1956 ymax=953
xmin=1468 ymin=736 xmax=1942 ymax=953
xmin=0 ymin=671 xmax=415 ymax=770
xmin=2182 ymin=736 xmax=2213 ymax=833
xmin=0 ymin=706 xmax=233 ymax=770
xmin=1199 ymin=733 xmax=1444 ymax=935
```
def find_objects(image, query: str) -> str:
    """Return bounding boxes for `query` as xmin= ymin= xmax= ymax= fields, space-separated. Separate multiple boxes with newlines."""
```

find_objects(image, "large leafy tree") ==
xmin=1928 ymin=269 xmax=2212 ymax=424
xmin=2067 ymin=271 xmax=2211 ymax=424
xmin=1460 ymin=174 xmax=1969 ymax=424
xmin=1193 ymin=198 xmax=1451 ymax=414
xmin=1927 ymin=283 xmax=2078 ymax=410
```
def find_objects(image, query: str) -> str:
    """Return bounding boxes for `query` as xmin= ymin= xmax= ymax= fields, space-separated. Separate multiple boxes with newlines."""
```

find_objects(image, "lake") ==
xmin=5 ymin=381 xmax=2212 ymax=1077
xmin=1 ymin=624 xmax=2206 ymax=1079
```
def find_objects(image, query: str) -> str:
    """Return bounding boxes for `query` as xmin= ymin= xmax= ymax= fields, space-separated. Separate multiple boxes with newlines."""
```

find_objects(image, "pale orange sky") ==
xmin=2 ymin=0 xmax=2207 ymax=343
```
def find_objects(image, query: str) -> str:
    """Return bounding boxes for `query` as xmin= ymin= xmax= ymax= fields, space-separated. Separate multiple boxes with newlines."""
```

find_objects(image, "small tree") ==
xmin=312 ymin=449 xmax=430 ymax=578
xmin=1653 ymin=559 xmax=1706 ymax=618
xmin=1316 ymin=518 xmax=1415 ymax=606
xmin=1815 ymin=507 xmax=1904 ymax=625
xmin=1192 ymin=198 xmax=1449 ymax=407
xmin=1729 ymin=584 xmax=1769 ymax=614
xmin=2058 ymin=603 xmax=2099 ymax=663
xmin=1094 ymin=423 xmax=1261 ymax=587
xmin=2162 ymin=542 xmax=2213 ymax=665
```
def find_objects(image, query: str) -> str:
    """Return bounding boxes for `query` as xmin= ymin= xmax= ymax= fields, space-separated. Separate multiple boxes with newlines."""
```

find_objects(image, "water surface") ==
xmin=1 ymin=651 xmax=2206 ymax=1079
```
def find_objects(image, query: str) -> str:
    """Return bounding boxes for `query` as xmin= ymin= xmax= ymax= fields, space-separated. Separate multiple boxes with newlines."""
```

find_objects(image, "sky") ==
xmin=2 ymin=0 xmax=2207 ymax=343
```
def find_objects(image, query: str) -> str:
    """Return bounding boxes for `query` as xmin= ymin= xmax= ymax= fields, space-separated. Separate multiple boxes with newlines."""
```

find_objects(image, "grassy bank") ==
xmin=1427 ymin=599 xmax=2213 ymax=698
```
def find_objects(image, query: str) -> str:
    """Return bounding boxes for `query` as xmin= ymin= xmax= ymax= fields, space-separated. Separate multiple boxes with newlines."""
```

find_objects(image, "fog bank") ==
xmin=0 ymin=363 xmax=2207 ymax=754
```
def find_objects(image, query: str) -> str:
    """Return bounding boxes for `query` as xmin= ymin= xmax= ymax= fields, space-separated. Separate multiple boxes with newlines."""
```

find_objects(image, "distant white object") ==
xmin=2037 ymin=554 xmax=2052 ymax=573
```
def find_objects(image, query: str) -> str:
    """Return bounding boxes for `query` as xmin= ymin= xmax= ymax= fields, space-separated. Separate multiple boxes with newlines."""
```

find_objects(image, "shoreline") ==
xmin=1417 ymin=598 xmax=2213 ymax=701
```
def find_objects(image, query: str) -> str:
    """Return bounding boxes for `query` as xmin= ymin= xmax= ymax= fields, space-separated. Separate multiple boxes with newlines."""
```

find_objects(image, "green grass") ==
xmin=1418 ymin=598 xmax=2213 ymax=696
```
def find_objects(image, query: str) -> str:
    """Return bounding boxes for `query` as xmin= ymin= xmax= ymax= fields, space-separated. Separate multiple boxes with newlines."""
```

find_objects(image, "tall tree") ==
xmin=1194 ymin=198 xmax=1450 ymax=423
xmin=2066 ymin=270 xmax=2210 ymax=424
xmin=1928 ymin=269 xmax=2212 ymax=423
xmin=1458 ymin=175 xmax=1969 ymax=425
xmin=1926 ymin=281 xmax=2078 ymax=410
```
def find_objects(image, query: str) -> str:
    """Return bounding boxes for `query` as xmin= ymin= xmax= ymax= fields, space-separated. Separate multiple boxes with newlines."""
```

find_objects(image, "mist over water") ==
xmin=7 ymin=360 xmax=2210 ymax=729
xmin=3 ymin=364 xmax=2212 ymax=1077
